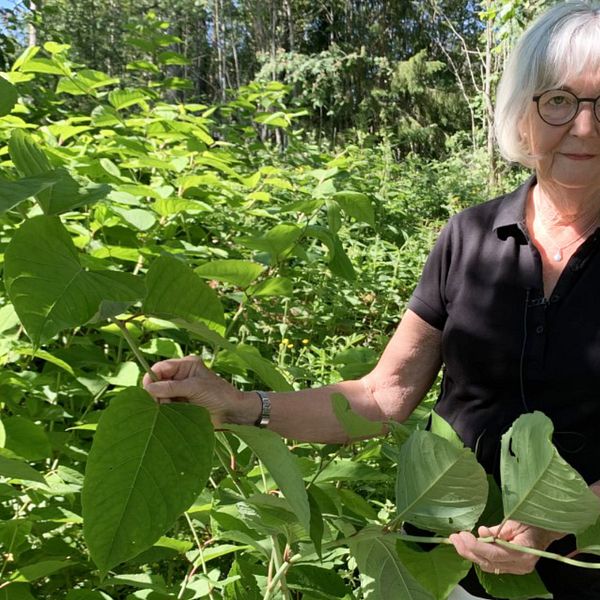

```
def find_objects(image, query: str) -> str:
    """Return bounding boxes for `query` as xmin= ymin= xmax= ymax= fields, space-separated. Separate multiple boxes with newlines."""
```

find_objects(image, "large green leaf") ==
xmin=395 ymin=541 xmax=471 ymax=600
xmin=396 ymin=431 xmax=488 ymax=534
xmin=8 ymin=130 xmax=110 ymax=214
xmin=0 ymin=76 xmax=18 ymax=117
xmin=143 ymin=256 xmax=225 ymax=335
xmin=4 ymin=216 xmax=145 ymax=346
xmin=501 ymin=412 xmax=600 ymax=533
xmin=82 ymin=388 xmax=214 ymax=574
xmin=348 ymin=526 xmax=435 ymax=600
xmin=225 ymin=424 xmax=311 ymax=533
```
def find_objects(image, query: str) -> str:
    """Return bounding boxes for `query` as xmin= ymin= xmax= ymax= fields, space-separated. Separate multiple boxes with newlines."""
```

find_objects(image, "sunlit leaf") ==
xmin=82 ymin=388 xmax=214 ymax=574
xmin=501 ymin=412 xmax=600 ymax=533
xmin=226 ymin=425 xmax=311 ymax=533
xmin=143 ymin=256 xmax=225 ymax=335
xmin=349 ymin=526 xmax=435 ymax=600
xmin=4 ymin=216 xmax=145 ymax=345
xmin=396 ymin=431 xmax=488 ymax=534
xmin=195 ymin=260 xmax=264 ymax=288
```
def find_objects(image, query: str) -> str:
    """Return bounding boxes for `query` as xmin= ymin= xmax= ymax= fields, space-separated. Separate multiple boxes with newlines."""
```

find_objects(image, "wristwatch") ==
xmin=254 ymin=390 xmax=271 ymax=428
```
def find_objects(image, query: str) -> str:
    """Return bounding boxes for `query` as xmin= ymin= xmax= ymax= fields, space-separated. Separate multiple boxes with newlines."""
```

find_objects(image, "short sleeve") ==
xmin=407 ymin=220 xmax=453 ymax=331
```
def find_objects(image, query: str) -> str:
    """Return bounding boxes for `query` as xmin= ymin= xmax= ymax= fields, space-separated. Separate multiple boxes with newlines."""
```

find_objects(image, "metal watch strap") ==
xmin=254 ymin=390 xmax=271 ymax=428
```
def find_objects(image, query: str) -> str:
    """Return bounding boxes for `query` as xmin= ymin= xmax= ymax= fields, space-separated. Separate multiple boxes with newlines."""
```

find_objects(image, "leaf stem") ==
xmin=263 ymin=551 xmax=301 ymax=600
xmin=180 ymin=512 xmax=216 ymax=600
xmin=480 ymin=536 xmax=600 ymax=569
xmin=111 ymin=318 xmax=157 ymax=382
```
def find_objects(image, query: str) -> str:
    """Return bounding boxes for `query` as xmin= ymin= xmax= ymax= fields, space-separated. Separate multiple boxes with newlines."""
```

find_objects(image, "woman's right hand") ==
xmin=143 ymin=355 xmax=255 ymax=426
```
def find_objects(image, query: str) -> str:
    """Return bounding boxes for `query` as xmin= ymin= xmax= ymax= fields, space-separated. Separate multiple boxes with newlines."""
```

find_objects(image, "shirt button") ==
xmin=535 ymin=325 xmax=544 ymax=334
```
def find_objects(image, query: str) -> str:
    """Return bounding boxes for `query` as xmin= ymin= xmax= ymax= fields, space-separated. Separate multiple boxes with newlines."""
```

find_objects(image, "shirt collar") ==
xmin=492 ymin=174 xmax=536 ymax=232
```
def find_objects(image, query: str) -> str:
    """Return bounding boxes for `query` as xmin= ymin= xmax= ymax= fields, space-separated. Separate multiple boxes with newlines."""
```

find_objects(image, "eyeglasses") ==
xmin=532 ymin=89 xmax=600 ymax=126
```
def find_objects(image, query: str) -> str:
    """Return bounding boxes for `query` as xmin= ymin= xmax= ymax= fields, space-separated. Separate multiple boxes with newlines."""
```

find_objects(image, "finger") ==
xmin=143 ymin=356 xmax=204 ymax=384
xmin=450 ymin=532 xmax=510 ymax=568
xmin=144 ymin=378 xmax=197 ymax=401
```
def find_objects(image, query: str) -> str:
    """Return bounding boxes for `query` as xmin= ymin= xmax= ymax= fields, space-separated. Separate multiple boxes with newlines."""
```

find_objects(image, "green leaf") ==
xmin=2 ymin=416 xmax=52 ymax=461
xmin=349 ymin=526 xmax=435 ymax=600
xmin=287 ymin=565 xmax=349 ymax=597
xmin=0 ymin=76 xmax=18 ymax=117
xmin=0 ymin=456 xmax=46 ymax=484
xmin=171 ymin=320 xmax=292 ymax=391
xmin=331 ymin=392 xmax=383 ymax=438
xmin=56 ymin=70 xmax=119 ymax=95
xmin=0 ymin=172 xmax=62 ymax=213
xmin=476 ymin=566 xmax=552 ymax=599
xmin=113 ymin=207 xmax=156 ymax=231
xmin=8 ymin=130 xmax=110 ymax=214
xmin=329 ymin=235 xmax=356 ymax=281
xmin=0 ymin=584 xmax=37 ymax=600
xmin=108 ymin=89 xmax=148 ymax=110
xmin=430 ymin=411 xmax=463 ymax=448
xmin=501 ymin=411 xmax=600 ymax=533
xmin=326 ymin=199 xmax=342 ymax=233
xmin=9 ymin=560 xmax=73 ymax=582
xmin=4 ymin=216 xmax=145 ymax=346
xmin=396 ymin=431 xmax=488 ymax=534
xmin=307 ymin=487 xmax=324 ymax=556
xmin=226 ymin=424 xmax=311 ymax=532
xmin=82 ymin=388 xmax=215 ymax=574
xmin=20 ymin=58 xmax=67 ymax=75
xmin=239 ymin=224 xmax=302 ymax=263
xmin=143 ymin=256 xmax=225 ymax=335
xmin=247 ymin=277 xmax=293 ymax=297
xmin=332 ymin=191 xmax=375 ymax=227
xmin=396 ymin=541 xmax=471 ymax=600
xmin=195 ymin=259 xmax=264 ymax=288
xmin=577 ymin=514 xmax=600 ymax=555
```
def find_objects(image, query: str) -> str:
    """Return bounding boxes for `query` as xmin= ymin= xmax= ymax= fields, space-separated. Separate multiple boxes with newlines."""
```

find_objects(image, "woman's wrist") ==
xmin=228 ymin=390 xmax=263 ymax=425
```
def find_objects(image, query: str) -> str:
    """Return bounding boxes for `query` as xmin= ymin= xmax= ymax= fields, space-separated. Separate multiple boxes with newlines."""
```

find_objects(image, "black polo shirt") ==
xmin=408 ymin=176 xmax=600 ymax=598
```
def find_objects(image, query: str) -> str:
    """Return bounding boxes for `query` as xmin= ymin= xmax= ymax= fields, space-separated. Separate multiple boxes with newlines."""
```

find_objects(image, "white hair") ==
xmin=495 ymin=1 xmax=600 ymax=166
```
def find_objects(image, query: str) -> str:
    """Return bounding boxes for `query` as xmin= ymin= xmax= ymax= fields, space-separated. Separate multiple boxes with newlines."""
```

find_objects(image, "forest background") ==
xmin=0 ymin=1 xmax=573 ymax=599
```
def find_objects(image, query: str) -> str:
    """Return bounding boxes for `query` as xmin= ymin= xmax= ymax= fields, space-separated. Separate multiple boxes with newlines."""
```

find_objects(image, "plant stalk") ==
xmin=111 ymin=318 xmax=157 ymax=382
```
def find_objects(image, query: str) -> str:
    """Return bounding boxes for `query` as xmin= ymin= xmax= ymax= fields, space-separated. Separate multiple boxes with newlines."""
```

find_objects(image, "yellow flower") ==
xmin=302 ymin=339 xmax=309 ymax=345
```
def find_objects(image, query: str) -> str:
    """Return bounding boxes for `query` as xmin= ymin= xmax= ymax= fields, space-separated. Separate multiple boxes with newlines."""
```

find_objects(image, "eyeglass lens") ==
xmin=537 ymin=90 xmax=600 ymax=125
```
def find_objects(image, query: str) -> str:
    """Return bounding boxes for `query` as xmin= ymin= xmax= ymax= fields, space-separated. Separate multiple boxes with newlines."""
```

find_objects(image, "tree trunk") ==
xmin=28 ymin=0 xmax=38 ymax=47
xmin=484 ymin=1 xmax=497 ymax=191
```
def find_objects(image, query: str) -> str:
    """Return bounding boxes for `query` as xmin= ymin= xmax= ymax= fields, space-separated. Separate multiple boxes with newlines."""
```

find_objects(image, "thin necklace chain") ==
xmin=533 ymin=196 xmax=600 ymax=262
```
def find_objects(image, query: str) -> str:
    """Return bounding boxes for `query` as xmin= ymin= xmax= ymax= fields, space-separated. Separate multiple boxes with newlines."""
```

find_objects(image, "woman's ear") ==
xmin=518 ymin=114 xmax=530 ymax=148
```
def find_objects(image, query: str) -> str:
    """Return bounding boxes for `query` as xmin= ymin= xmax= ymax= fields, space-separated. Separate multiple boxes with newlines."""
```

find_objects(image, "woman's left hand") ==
xmin=449 ymin=520 xmax=564 ymax=575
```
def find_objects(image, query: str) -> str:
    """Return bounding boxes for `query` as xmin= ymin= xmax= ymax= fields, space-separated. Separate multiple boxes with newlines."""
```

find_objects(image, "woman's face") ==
xmin=519 ymin=72 xmax=600 ymax=194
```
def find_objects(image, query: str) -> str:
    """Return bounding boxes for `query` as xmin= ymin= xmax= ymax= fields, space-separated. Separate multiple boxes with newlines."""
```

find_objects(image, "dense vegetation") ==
xmin=3 ymin=2 xmax=599 ymax=600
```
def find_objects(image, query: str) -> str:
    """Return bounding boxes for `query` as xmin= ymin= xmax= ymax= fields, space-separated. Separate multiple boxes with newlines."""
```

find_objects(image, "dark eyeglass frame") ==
xmin=532 ymin=89 xmax=600 ymax=126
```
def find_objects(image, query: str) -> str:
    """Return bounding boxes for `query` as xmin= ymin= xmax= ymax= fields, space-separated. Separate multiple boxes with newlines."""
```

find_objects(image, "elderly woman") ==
xmin=145 ymin=2 xmax=600 ymax=598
